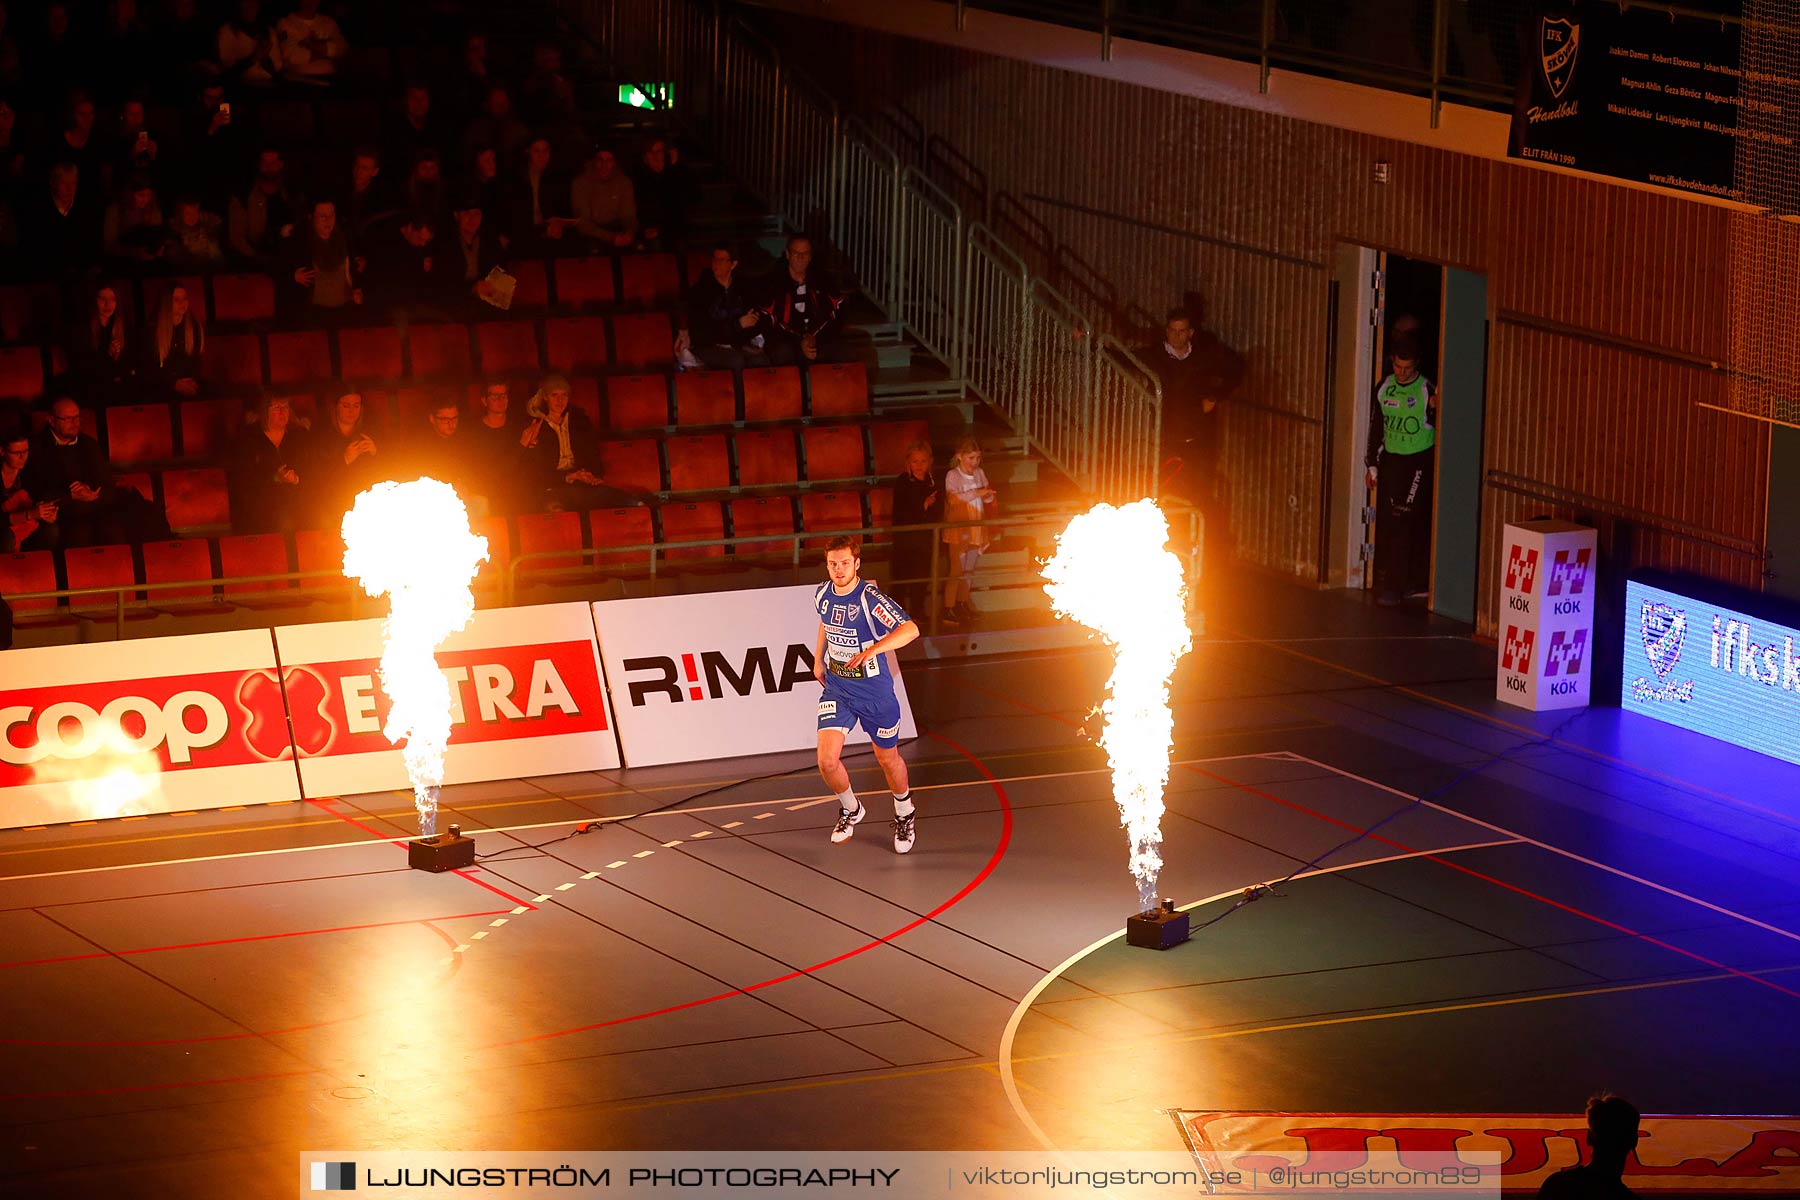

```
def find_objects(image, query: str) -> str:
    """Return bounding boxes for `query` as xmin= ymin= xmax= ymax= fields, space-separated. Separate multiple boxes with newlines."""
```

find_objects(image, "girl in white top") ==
xmin=941 ymin=436 xmax=997 ymax=621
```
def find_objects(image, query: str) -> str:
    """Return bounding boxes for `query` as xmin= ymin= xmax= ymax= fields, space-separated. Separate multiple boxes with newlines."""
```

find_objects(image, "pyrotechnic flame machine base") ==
xmin=1125 ymin=898 xmax=1191 ymax=951
xmin=408 ymin=822 xmax=477 ymax=873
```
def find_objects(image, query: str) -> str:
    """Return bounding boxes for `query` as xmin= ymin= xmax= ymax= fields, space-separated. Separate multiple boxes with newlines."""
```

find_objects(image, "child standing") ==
xmin=941 ymin=436 xmax=997 ymax=623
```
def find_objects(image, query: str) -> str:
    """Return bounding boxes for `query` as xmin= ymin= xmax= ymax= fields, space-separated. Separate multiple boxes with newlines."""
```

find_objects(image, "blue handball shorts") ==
xmin=817 ymin=680 xmax=903 ymax=748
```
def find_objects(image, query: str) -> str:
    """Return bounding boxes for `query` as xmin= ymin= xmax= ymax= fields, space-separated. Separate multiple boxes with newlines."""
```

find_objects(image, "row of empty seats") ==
xmin=41 ymin=365 xmax=881 ymax=469
xmin=1 ymin=491 xmax=892 ymax=620
xmin=0 ymin=252 xmax=713 ymax=345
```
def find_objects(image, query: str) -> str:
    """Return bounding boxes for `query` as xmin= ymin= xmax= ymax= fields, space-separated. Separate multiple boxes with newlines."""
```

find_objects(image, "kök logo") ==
xmin=1502 ymin=625 xmax=1537 ymax=674
xmin=1505 ymin=545 xmax=1540 ymax=593
xmin=1546 ymin=548 xmax=1591 ymax=598
xmin=1545 ymin=629 xmax=1589 ymax=678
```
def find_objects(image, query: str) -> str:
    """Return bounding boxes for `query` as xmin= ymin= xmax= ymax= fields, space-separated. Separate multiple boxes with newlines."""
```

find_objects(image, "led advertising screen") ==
xmin=1622 ymin=577 xmax=1800 ymax=767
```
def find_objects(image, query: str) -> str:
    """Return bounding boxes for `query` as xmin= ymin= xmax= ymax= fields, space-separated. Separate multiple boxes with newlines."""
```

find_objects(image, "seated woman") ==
xmin=229 ymin=394 xmax=309 ymax=532
xmin=63 ymin=283 xmax=135 ymax=404
xmin=283 ymin=198 xmax=361 ymax=324
xmin=143 ymin=284 xmax=205 ymax=398
xmin=518 ymin=374 xmax=643 ymax=511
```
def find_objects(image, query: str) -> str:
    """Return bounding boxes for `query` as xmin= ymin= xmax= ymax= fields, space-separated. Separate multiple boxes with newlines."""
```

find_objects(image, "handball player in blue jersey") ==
xmin=814 ymin=535 xmax=922 ymax=852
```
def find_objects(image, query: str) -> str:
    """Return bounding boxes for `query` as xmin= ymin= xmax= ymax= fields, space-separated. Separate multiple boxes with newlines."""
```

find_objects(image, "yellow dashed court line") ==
xmin=470 ymin=931 xmax=488 ymax=940
xmin=632 ymin=850 xmax=655 ymax=859
xmin=691 ymin=831 xmax=712 ymax=838
xmin=581 ymin=871 xmax=602 ymax=879
xmin=489 ymin=919 xmax=508 ymax=928
xmin=661 ymin=840 xmax=683 ymax=848
xmin=606 ymin=861 xmax=627 ymax=869
xmin=555 ymin=882 xmax=577 ymax=891
xmin=722 ymin=822 xmax=743 ymax=829
xmin=752 ymin=813 xmax=775 ymax=820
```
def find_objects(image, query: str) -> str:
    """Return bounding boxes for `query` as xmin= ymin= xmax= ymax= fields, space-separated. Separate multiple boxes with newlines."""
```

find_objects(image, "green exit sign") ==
xmin=619 ymin=83 xmax=674 ymax=110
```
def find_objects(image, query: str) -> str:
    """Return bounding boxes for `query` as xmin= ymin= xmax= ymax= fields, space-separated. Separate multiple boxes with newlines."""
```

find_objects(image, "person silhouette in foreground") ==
xmin=1537 ymin=1092 xmax=1640 ymax=1199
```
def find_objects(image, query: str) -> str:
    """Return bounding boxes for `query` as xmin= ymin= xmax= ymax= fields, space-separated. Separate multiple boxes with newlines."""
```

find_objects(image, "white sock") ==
xmin=837 ymin=787 xmax=859 ymax=813
xmin=893 ymin=793 xmax=914 ymax=817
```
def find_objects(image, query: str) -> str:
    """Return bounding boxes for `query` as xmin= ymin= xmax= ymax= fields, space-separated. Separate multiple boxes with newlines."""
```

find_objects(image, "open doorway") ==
xmin=1324 ymin=247 xmax=1488 ymax=623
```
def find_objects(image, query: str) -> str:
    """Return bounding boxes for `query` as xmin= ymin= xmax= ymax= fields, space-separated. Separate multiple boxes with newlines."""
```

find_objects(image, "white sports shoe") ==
xmin=830 ymin=802 xmax=866 ymax=843
xmin=892 ymin=812 xmax=915 ymax=854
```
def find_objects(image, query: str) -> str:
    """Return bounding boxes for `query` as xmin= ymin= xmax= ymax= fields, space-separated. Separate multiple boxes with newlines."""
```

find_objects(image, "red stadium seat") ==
xmin=295 ymin=528 xmax=349 ymax=593
xmin=730 ymin=497 xmax=796 ymax=556
xmin=808 ymin=362 xmax=870 ymax=417
xmin=803 ymin=424 xmax=868 ymax=483
xmin=476 ymin=321 xmax=542 ymax=375
xmin=395 ymin=387 xmax=438 ymax=429
xmin=267 ymin=329 xmax=331 ymax=386
xmin=733 ymin=430 xmax=799 ymax=488
xmin=515 ymin=510 xmax=584 ymax=576
xmin=674 ymin=370 xmax=736 ymax=427
xmin=569 ymin=377 xmax=602 ymax=427
xmin=0 ymin=283 xmax=56 ymax=343
xmin=801 ymin=491 xmax=866 ymax=547
xmin=869 ymin=419 xmax=931 ymax=477
xmin=588 ymin=506 xmax=654 ymax=569
xmin=552 ymin=256 xmax=615 ymax=308
xmin=337 ymin=325 xmax=403 ymax=380
xmin=741 ymin=367 xmax=803 ymax=423
xmin=611 ymin=313 xmax=672 ymax=369
xmin=682 ymin=250 xmax=713 ymax=288
xmin=0 ymin=346 xmax=44 ymax=400
xmin=142 ymin=275 xmax=204 ymax=325
xmin=604 ymin=375 xmax=669 ymax=430
xmin=471 ymin=515 xmax=510 ymax=592
xmin=64 ymin=544 xmax=141 ymax=615
xmin=113 ymin=471 xmax=153 ymax=503
xmin=620 ymin=254 xmax=680 ymax=305
xmin=203 ymin=333 xmax=264 ymax=386
xmin=160 ymin=467 xmax=231 ymax=532
xmin=868 ymin=487 xmax=894 ymax=531
xmin=218 ymin=533 xmax=293 ymax=600
xmin=544 ymin=316 xmax=609 ymax=372
xmin=105 ymin=404 xmax=174 ymax=465
xmin=658 ymin=501 xmax=725 ymax=559
xmin=407 ymin=323 xmax=473 ymax=379
xmin=0 ymin=551 xmax=59 ymax=614
xmin=597 ymin=439 xmax=662 ymax=494
xmin=210 ymin=273 xmax=277 ymax=323
xmin=509 ymin=260 xmax=550 ymax=309
xmin=665 ymin=434 xmax=729 ymax=492
xmin=178 ymin=398 xmax=230 ymax=459
xmin=141 ymin=538 xmax=216 ymax=608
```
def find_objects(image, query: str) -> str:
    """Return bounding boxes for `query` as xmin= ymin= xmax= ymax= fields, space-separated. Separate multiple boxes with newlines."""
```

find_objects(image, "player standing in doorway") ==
xmin=1364 ymin=334 xmax=1436 ymax=606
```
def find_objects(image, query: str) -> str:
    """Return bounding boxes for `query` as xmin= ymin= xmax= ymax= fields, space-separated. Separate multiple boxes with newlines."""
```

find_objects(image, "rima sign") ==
xmin=1496 ymin=519 xmax=1597 ymax=711
xmin=1623 ymin=577 xmax=1800 ymax=767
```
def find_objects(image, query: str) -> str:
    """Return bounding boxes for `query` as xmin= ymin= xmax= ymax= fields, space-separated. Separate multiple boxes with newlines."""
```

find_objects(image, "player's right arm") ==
xmin=815 ymin=620 xmax=828 ymax=687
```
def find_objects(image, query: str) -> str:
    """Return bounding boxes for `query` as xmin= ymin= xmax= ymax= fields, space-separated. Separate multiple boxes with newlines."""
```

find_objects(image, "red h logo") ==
xmin=1502 ymin=625 xmax=1537 ymax=674
xmin=1505 ymin=545 xmax=1540 ymax=593
xmin=1546 ymin=549 xmax=1591 ymax=598
xmin=1544 ymin=629 xmax=1589 ymax=677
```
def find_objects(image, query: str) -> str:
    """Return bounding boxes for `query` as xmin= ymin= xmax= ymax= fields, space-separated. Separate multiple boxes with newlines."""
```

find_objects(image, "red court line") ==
xmin=481 ymin=729 xmax=1015 ymax=1049
xmin=307 ymin=796 xmax=538 ymax=911
xmin=970 ymin=678 xmax=1800 ymax=1004
xmin=0 ymin=1068 xmax=321 ymax=1102
xmin=0 ymin=908 xmax=511 ymax=972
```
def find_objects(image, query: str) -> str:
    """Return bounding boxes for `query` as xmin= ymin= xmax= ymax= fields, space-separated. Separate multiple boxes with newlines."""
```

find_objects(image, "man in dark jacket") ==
xmin=757 ymin=235 xmax=851 ymax=366
xmin=29 ymin=397 xmax=162 ymax=545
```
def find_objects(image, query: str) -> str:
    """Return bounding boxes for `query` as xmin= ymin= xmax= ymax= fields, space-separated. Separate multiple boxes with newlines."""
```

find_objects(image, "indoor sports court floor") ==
xmin=3 ymin=570 xmax=1798 ymax=1197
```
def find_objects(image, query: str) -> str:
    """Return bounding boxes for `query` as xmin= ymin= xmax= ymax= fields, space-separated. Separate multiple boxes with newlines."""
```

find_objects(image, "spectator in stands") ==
xmin=230 ymin=394 xmax=308 ymax=533
xmin=506 ymin=136 xmax=573 ymax=255
xmin=403 ymin=148 xmax=449 ymax=233
xmin=341 ymin=147 xmax=396 ymax=248
xmin=678 ymin=244 xmax=766 ymax=370
xmin=941 ymin=436 xmax=995 ymax=621
xmin=29 ymin=397 xmax=162 ymax=546
xmin=468 ymin=378 xmax=520 ymax=511
xmin=520 ymin=42 xmax=576 ymax=135
xmin=446 ymin=193 xmax=507 ymax=312
xmin=180 ymin=82 xmax=241 ymax=210
xmin=28 ymin=5 xmax=80 ymax=102
xmin=468 ymin=145 xmax=506 ymax=237
xmin=64 ymin=283 xmax=135 ymax=402
xmin=570 ymin=145 xmax=636 ymax=249
xmin=150 ymin=0 xmax=214 ymax=98
xmin=0 ymin=96 xmax=26 ymax=197
xmin=102 ymin=173 xmax=165 ymax=263
xmin=145 ymin=283 xmax=204 ymax=396
xmin=53 ymin=91 xmax=110 ymax=194
xmin=301 ymin=389 xmax=378 ymax=523
xmin=889 ymin=439 xmax=943 ymax=622
xmin=364 ymin=208 xmax=437 ymax=313
xmin=216 ymin=0 xmax=281 ymax=87
xmin=112 ymin=98 xmax=160 ymax=189
xmin=520 ymin=374 xmax=641 ymax=511
xmin=758 ymin=234 xmax=849 ymax=366
xmin=27 ymin=162 xmax=103 ymax=279
xmin=407 ymin=395 xmax=485 ymax=512
xmin=462 ymin=84 xmax=529 ymax=179
xmin=632 ymin=136 xmax=695 ymax=249
xmin=228 ymin=147 xmax=299 ymax=265
xmin=163 ymin=194 xmax=226 ymax=265
xmin=386 ymin=82 xmax=446 ymax=172
xmin=2 ymin=429 xmax=61 ymax=553
xmin=96 ymin=0 xmax=152 ymax=101
xmin=447 ymin=32 xmax=493 ymax=123
xmin=274 ymin=0 xmax=346 ymax=82
xmin=284 ymin=197 xmax=362 ymax=321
